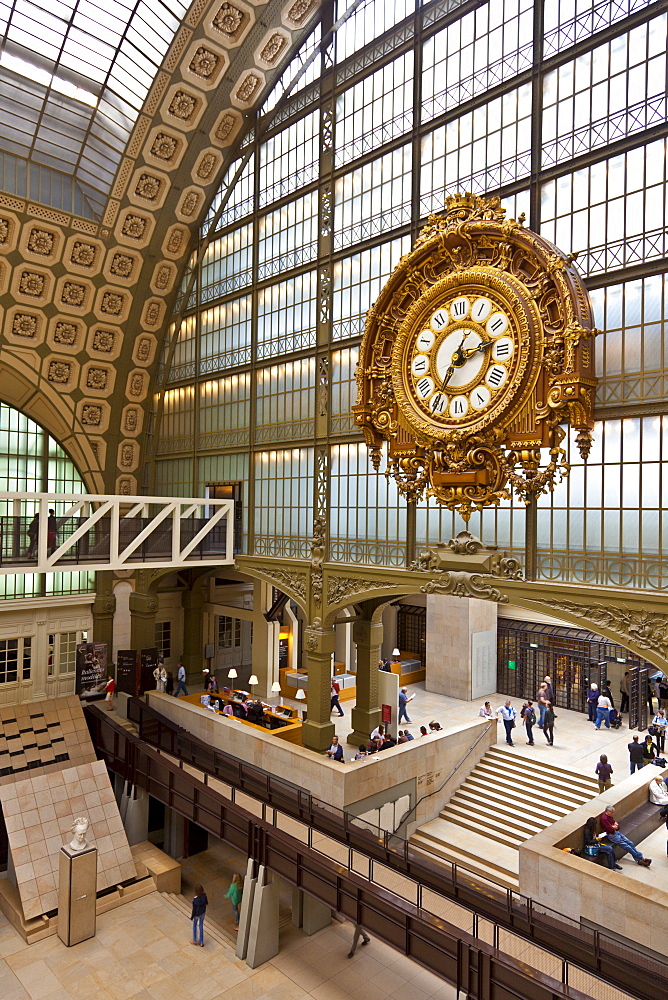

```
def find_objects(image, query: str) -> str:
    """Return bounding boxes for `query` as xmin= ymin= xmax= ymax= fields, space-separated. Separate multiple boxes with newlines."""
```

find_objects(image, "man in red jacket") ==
xmin=599 ymin=806 xmax=651 ymax=866
xmin=330 ymin=677 xmax=344 ymax=717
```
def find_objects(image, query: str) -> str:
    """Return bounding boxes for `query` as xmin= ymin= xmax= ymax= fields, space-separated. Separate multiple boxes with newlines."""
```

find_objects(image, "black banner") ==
xmin=140 ymin=648 xmax=160 ymax=696
xmin=117 ymin=649 xmax=139 ymax=696
xmin=76 ymin=641 xmax=108 ymax=700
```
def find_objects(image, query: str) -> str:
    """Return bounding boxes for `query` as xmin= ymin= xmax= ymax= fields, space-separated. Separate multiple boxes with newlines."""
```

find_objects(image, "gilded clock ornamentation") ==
xmin=354 ymin=193 xmax=598 ymax=519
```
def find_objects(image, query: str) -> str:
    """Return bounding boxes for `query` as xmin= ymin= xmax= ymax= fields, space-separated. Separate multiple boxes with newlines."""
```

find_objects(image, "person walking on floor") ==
xmin=628 ymin=735 xmax=645 ymax=774
xmin=642 ymin=733 xmax=658 ymax=766
xmin=543 ymin=701 xmax=556 ymax=745
xmin=536 ymin=683 xmax=549 ymax=728
xmin=586 ymin=682 xmax=599 ymax=723
xmin=191 ymin=884 xmax=208 ymax=945
xmin=543 ymin=675 xmax=554 ymax=703
xmin=497 ymin=700 xmax=517 ymax=746
xmin=520 ymin=699 xmax=536 ymax=745
xmin=347 ymin=922 xmax=370 ymax=958
xmin=651 ymin=708 xmax=667 ymax=752
xmin=595 ymin=754 xmax=613 ymax=793
xmin=595 ymin=691 xmax=613 ymax=729
xmin=620 ymin=671 xmax=630 ymax=714
xmin=224 ymin=873 xmax=243 ymax=930
xmin=330 ymin=677 xmax=344 ymax=717
xmin=174 ymin=661 xmax=188 ymax=697
xmin=599 ymin=806 xmax=651 ymax=866
xmin=25 ymin=512 xmax=39 ymax=557
xmin=105 ymin=675 xmax=115 ymax=711
xmin=398 ymin=686 xmax=414 ymax=724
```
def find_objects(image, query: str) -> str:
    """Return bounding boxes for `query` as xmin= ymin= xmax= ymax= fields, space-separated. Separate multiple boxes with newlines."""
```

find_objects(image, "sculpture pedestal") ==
xmin=58 ymin=845 xmax=97 ymax=946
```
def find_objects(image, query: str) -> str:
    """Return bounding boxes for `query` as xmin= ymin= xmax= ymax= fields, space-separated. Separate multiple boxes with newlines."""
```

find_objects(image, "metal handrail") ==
xmin=86 ymin=704 xmax=633 ymax=1000
xmin=396 ymin=721 xmax=493 ymax=830
xmin=124 ymin=696 xmax=668 ymax=999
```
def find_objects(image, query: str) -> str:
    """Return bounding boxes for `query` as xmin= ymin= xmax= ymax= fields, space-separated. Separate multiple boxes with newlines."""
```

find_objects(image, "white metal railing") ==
xmin=0 ymin=493 xmax=235 ymax=574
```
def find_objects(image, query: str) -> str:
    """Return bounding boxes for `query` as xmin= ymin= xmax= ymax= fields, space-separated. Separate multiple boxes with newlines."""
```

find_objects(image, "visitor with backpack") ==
xmin=521 ymin=699 xmax=536 ymax=746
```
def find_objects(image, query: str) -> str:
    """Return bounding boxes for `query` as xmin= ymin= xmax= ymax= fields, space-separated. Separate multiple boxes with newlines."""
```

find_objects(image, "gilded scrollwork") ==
xmin=540 ymin=600 xmax=668 ymax=660
xmin=421 ymin=572 xmax=508 ymax=603
xmin=326 ymin=575 xmax=397 ymax=607
xmin=263 ymin=568 xmax=307 ymax=604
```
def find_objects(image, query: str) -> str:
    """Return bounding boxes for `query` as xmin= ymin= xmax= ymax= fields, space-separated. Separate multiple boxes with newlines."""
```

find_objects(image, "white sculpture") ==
xmin=69 ymin=816 xmax=90 ymax=852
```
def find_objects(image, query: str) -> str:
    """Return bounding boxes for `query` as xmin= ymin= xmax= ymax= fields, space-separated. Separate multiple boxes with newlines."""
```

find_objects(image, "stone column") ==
xmin=129 ymin=590 xmax=158 ymax=653
xmin=31 ymin=617 xmax=50 ymax=702
xmin=349 ymin=619 xmax=382 ymax=745
xmin=92 ymin=571 xmax=116 ymax=649
xmin=426 ymin=594 xmax=497 ymax=700
xmin=251 ymin=581 xmax=278 ymax=698
xmin=301 ymin=624 xmax=336 ymax=751
xmin=182 ymin=585 xmax=205 ymax=679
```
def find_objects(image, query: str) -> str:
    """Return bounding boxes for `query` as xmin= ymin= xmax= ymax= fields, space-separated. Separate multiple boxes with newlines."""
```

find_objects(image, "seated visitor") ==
xmin=403 ymin=728 xmax=414 ymax=740
xmin=354 ymin=745 xmax=368 ymax=759
xmin=649 ymin=775 xmax=668 ymax=806
xmin=397 ymin=731 xmax=408 ymax=744
xmin=599 ymin=806 xmax=651 ymax=866
xmin=222 ymin=703 xmax=234 ymax=716
xmin=370 ymin=723 xmax=385 ymax=741
xmin=379 ymin=732 xmax=396 ymax=750
xmin=419 ymin=726 xmax=429 ymax=737
xmin=582 ymin=816 xmax=621 ymax=870
xmin=325 ymin=735 xmax=344 ymax=761
xmin=429 ymin=721 xmax=442 ymax=732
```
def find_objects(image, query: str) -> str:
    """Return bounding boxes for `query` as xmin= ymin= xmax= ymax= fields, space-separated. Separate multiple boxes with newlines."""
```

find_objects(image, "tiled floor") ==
xmin=0 ymin=888 xmax=457 ymax=1000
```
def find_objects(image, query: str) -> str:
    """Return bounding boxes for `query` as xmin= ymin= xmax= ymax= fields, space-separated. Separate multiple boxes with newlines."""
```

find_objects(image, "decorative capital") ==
xmin=411 ymin=533 xmax=523 ymax=580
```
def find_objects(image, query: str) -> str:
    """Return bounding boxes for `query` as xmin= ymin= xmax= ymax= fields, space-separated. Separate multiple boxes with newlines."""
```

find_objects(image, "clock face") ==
xmin=393 ymin=278 xmax=532 ymax=433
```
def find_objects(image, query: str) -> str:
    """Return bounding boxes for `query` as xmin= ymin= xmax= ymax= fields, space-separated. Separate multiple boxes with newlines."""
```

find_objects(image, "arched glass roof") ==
xmin=0 ymin=0 xmax=188 ymax=218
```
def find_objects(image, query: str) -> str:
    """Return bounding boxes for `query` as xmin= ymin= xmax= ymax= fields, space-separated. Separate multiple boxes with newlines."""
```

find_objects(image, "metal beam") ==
xmin=0 ymin=492 xmax=235 ymax=574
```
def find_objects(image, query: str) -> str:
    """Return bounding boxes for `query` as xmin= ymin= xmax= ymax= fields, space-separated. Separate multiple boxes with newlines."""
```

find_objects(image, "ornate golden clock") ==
xmin=354 ymin=193 xmax=598 ymax=519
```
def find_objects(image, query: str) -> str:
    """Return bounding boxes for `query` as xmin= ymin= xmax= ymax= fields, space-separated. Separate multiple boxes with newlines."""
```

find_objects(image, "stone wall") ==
xmin=146 ymin=692 xmax=496 ymax=824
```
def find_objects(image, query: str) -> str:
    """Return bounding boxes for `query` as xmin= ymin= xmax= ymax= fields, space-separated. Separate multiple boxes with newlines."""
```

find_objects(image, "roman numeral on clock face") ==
xmin=430 ymin=393 xmax=446 ymax=414
xmin=416 ymin=376 xmax=434 ymax=398
xmin=486 ymin=364 xmax=507 ymax=388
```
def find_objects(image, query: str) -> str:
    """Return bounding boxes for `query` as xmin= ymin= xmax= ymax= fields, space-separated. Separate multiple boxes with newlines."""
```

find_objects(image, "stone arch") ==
xmin=0 ymin=354 xmax=104 ymax=493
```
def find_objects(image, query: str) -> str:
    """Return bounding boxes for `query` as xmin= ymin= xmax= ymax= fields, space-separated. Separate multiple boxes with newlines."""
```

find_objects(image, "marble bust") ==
xmin=69 ymin=816 xmax=90 ymax=852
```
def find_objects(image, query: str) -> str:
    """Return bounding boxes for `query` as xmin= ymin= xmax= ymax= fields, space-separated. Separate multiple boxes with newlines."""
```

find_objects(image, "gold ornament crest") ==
xmin=353 ymin=193 xmax=598 ymax=519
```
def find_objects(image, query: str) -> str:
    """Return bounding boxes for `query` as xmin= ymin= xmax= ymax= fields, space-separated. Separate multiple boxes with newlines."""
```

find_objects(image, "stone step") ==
xmin=485 ymin=747 xmax=599 ymax=791
xmin=472 ymin=763 xmax=593 ymax=808
xmin=410 ymin=834 xmax=520 ymax=891
xmin=480 ymin=751 xmax=597 ymax=796
xmin=447 ymin=791 xmax=547 ymax=836
xmin=410 ymin=819 xmax=520 ymax=887
xmin=439 ymin=804 xmax=526 ymax=848
xmin=454 ymin=784 xmax=568 ymax=824
xmin=463 ymin=774 xmax=576 ymax=819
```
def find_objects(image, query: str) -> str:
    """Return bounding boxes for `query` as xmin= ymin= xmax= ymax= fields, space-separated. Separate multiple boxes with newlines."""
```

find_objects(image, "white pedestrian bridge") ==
xmin=0 ymin=493 xmax=235 ymax=574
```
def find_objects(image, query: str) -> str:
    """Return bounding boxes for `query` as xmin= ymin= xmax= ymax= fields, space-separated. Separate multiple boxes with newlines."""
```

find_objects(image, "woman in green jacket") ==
xmin=225 ymin=873 xmax=243 ymax=929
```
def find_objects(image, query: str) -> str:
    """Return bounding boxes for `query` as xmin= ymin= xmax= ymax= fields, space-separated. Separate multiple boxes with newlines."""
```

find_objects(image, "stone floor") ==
xmin=172 ymin=676 xmax=657 ymax=784
xmin=0 ymin=890 xmax=457 ymax=1000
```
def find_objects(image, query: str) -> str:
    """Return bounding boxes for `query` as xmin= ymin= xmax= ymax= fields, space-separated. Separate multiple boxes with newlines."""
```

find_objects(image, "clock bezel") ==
xmin=391 ymin=268 xmax=544 ymax=438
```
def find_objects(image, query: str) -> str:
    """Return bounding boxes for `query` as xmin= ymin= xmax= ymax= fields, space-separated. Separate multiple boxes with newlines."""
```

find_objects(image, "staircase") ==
xmin=410 ymin=746 xmax=599 ymax=890
xmin=161 ymin=891 xmax=236 ymax=947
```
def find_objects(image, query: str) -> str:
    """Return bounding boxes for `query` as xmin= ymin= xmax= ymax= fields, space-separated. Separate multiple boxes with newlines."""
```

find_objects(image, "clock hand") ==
xmin=451 ymin=331 xmax=471 ymax=367
xmin=441 ymin=363 xmax=455 ymax=389
xmin=461 ymin=340 xmax=494 ymax=361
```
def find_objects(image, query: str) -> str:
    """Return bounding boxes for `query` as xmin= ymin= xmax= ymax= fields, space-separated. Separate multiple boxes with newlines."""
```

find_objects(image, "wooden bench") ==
xmin=615 ymin=801 xmax=666 ymax=856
